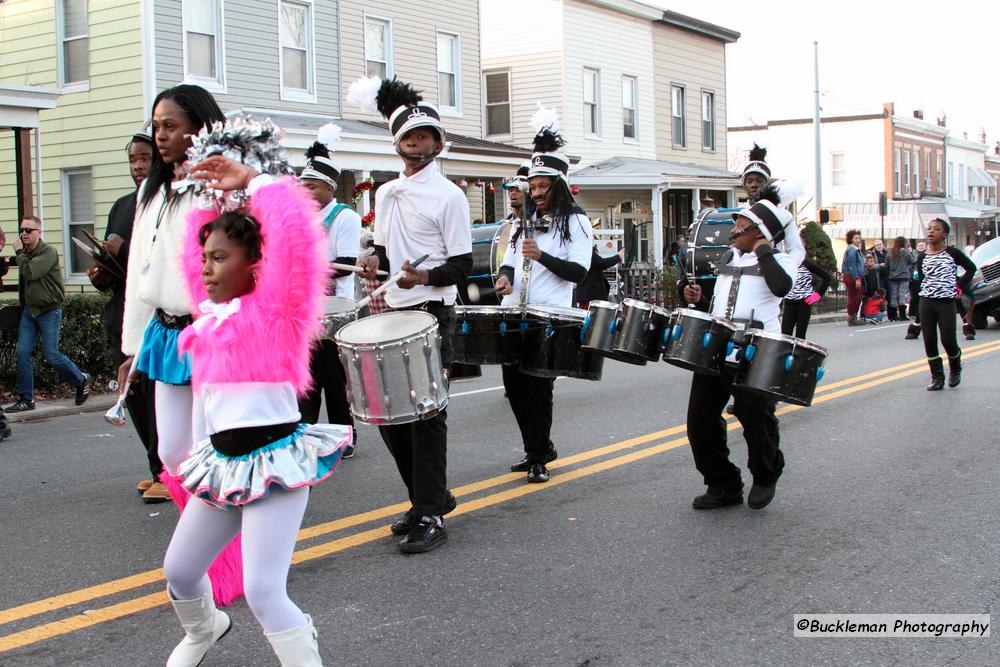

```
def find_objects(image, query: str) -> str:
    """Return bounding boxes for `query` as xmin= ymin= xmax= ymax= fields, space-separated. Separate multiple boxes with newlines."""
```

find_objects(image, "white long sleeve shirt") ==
xmin=320 ymin=199 xmax=361 ymax=299
xmin=500 ymin=212 xmax=593 ymax=307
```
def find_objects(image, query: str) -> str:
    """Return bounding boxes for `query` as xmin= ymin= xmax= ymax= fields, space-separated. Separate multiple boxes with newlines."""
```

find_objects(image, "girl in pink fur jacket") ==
xmin=160 ymin=156 xmax=349 ymax=667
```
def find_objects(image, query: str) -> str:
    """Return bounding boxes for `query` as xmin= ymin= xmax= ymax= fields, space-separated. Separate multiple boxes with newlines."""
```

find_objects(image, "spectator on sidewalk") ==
xmin=88 ymin=130 xmax=165 ymax=502
xmin=886 ymin=236 xmax=914 ymax=321
xmin=863 ymin=287 xmax=888 ymax=324
xmin=905 ymin=241 xmax=926 ymax=339
xmin=7 ymin=216 xmax=90 ymax=412
xmin=841 ymin=229 xmax=866 ymax=326
xmin=868 ymin=239 xmax=890 ymax=314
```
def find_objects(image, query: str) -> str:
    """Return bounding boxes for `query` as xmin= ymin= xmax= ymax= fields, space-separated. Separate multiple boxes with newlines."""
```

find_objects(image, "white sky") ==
xmin=648 ymin=0 xmax=1000 ymax=145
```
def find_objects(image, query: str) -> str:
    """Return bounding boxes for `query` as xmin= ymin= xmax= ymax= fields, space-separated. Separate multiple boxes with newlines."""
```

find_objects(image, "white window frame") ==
xmin=912 ymin=148 xmax=920 ymax=197
xmin=278 ymin=0 xmax=317 ymax=103
xmin=363 ymin=15 xmax=394 ymax=83
xmin=903 ymin=149 xmax=910 ymax=196
xmin=436 ymin=31 xmax=462 ymax=116
xmin=671 ymin=84 xmax=686 ymax=149
xmin=947 ymin=161 xmax=954 ymax=197
xmin=701 ymin=89 xmax=715 ymax=152
xmin=583 ymin=67 xmax=601 ymax=139
xmin=182 ymin=0 xmax=226 ymax=93
xmin=61 ymin=168 xmax=94 ymax=282
xmin=621 ymin=75 xmax=637 ymax=143
xmin=937 ymin=154 xmax=943 ymax=191
xmin=894 ymin=148 xmax=901 ymax=195
xmin=924 ymin=150 xmax=932 ymax=192
xmin=483 ymin=69 xmax=511 ymax=138
xmin=56 ymin=0 xmax=89 ymax=92
xmin=831 ymin=152 xmax=846 ymax=187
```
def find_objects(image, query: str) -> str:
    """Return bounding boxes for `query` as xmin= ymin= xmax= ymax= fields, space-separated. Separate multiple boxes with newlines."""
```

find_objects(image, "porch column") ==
xmin=691 ymin=187 xmax=701 ymax=219
xmin=357 ymin=170 xmax=371 ymax=217
xmin=14 ymin=128 xmax=33 ymax=220
xmin=34 ymin=128 xmax=43 ymax=221
xmin=651 ymin=186 xmax=663 ymax=268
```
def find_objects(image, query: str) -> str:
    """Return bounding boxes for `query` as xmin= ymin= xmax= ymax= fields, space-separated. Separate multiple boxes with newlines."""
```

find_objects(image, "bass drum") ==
xmin=683 ymin=208 xmax=737 ymax=304
xmin=459 ymin=221 xmax=512 ymax=306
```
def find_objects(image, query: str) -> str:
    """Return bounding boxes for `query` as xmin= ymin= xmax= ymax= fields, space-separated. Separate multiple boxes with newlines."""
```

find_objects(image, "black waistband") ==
xmin=155 ymin=309 xmax=194 ymax=330
xmin=210 ymin=421 xmax=300 ymax=457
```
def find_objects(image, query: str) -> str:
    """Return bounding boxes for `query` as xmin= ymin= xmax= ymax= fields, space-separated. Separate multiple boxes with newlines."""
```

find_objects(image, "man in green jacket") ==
xmin=7 ymin=216 xmax=90 ymax=412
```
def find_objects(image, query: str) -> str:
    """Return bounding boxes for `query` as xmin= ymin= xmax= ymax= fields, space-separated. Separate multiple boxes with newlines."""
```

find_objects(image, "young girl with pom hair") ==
xmin=493 ymin=104 xmax=593 ymax=484
xmin=159 ymin=153 xmax=350 ymax=666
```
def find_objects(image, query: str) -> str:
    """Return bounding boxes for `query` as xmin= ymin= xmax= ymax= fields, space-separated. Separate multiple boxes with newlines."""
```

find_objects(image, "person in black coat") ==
xmin=88 ymin=131 xmax=164 ymax=502
xmin=575 ymin=245 xmax=623 ymax=309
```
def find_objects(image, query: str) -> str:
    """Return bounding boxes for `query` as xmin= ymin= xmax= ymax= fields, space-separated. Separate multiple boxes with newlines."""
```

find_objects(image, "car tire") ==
xmin=971 ymin=310 xmax=989 ymax=330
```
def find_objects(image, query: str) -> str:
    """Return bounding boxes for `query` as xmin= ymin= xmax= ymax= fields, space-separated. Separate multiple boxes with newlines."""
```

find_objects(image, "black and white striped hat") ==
xmin=731 ymin=198 xmax=792 ymax=243
xmin=528 ymin=104 xmax=569 ymax=182
xmin=504 ymin=160 xmax=531 ymax=190
xmin=346 ymin=76 xmax=446 ymax=146
xmin=299 ymin=123 xmax=342 ymax=188
xmin=742 ymin=143 xmax=771 ymax=182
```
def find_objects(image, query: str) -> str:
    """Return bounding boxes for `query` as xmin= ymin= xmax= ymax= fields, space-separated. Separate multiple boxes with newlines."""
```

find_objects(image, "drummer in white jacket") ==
xmin=680 ymin=185 xmax=797 ymax=512
xmin=494 ymin=107 xmax=592 ymax=483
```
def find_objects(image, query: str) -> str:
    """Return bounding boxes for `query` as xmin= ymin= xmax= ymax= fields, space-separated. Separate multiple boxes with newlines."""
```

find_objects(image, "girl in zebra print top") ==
xmin=915 ymin=218 xmax=976 ymax=390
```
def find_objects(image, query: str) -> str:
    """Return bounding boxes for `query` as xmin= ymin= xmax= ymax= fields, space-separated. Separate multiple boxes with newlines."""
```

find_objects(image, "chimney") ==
xmin=937 ymin=114 xmax=947 ymax=127
xmin=913 ymin=110 xmax=924 ymax=120
xmin=883 ymin=102 xmax=895 ymax=118
xmin=995 ymin=141 xmax=999 ymax=156
xmin=979 ymin=127 xmax=987 ymax=144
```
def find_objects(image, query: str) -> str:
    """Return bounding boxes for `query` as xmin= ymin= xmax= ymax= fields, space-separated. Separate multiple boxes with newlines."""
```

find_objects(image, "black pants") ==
xmin=298 ymin=339 xmax=353 ymax=427
xmin=378 ymin=302 xmax=455 ymax=517
xmin=909 ymin=283 xmax=921 ymax=324
xmin=113 ymin=341 xmax=160 ymax=479
xmin=501 ymin=364 xmax=555 ymax=462
xmin=919 ymin=297 xmax=960 ymax=360
xmin=781 ymin=299 xmax=812 ymax=338
xmin=687 ymin=368 xmax=784 ymax=490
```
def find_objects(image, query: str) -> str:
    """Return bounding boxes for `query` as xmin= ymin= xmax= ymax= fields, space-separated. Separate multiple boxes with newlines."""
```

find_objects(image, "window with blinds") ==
xmin=63 ymin=169 xmax=94 ymax=275
xmin=58 ymin=0 xmax=88 ymax=86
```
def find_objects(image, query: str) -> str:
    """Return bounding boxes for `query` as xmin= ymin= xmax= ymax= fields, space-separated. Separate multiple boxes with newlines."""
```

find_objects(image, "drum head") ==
xmin=324 ymin=296 xmax=358 ymax=315
xmin=337 ymin=311 xmax=435 ymax=344
xmin=526 ymin=305 xmax=587 ymax=322
xmin=621 ymin=298 xmax=652 ymax=311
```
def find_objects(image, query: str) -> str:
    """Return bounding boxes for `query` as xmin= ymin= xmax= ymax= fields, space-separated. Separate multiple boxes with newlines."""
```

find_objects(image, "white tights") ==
xmin=163 ymin=487 xmax=309 ymax=634
xmin=155 ymin=382 xmax=194 ymax=475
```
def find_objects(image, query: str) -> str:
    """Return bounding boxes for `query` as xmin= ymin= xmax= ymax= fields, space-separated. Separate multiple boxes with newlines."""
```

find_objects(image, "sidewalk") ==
xmin=5 ymin=392 xmax=118 ymax=423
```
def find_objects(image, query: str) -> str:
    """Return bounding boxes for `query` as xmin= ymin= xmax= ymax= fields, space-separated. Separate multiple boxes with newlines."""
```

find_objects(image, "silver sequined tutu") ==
xmin=179 ymin=423 xmax=351 ymax=508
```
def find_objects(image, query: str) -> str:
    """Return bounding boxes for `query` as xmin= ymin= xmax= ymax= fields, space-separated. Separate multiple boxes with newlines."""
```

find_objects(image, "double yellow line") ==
xmin=3 ymin=338 xmax=999 ymax=653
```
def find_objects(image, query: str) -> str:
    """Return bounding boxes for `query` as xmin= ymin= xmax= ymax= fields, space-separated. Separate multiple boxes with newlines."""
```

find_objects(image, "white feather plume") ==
xmin=317 ymin=123 xmax=342 ymax=149
xmin=530 ymin=102 xmax=561 ymax=136
xmin=346 ymin=76 xmax=382 ymax=114
xmin=773 ymin=178 xmax=805 ymax=208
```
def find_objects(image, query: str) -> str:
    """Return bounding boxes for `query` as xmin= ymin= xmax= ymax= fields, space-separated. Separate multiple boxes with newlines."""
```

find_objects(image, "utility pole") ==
xmin=813 ymin=41 xmax=822 ymax=222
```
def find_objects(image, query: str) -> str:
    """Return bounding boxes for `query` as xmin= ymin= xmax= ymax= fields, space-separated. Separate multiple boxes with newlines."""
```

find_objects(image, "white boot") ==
xmin=264 ymin=614 xmax=323 ymax=666
xmin=166 ymin=588 xmax=232 ymax=667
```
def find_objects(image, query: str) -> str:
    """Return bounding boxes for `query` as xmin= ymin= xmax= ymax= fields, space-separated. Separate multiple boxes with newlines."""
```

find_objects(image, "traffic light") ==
xmin=819 ymin=209 xmax=830 ymax=224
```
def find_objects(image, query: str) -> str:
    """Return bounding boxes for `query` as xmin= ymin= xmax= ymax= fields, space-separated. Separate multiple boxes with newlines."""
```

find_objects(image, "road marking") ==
xmin=449 ymin=385 xmax=506 ymax=398
xmin=2 ymin=339 xmax=999 ymax=653
xmin=847 ymin=322 xmax=914 ymax=335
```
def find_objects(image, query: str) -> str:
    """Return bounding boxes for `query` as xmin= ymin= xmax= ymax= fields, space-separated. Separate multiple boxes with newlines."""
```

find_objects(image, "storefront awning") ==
xmin=966 ymin=166 xmax=995 ymax=188
xmin=570 ymin=155 xmax=742 ymax=189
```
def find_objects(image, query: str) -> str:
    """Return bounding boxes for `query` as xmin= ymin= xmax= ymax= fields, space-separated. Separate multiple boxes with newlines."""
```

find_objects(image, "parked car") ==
xmin=967 ymin=237 xmax=1000 ymax=329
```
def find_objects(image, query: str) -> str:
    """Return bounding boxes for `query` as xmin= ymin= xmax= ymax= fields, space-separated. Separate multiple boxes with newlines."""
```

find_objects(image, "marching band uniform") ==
xmin=498 ymin=107 xmax=592 ymax=483
xmin=684 ymin=191 xmax=797 ymax=510
xmin=348 ymin=75 xmax=472 ymax=553
xmin=297 ymin=126 xmax=361 ymax=455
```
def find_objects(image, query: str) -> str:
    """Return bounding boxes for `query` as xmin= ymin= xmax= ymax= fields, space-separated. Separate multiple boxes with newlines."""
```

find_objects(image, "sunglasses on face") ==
xmin=20 ymin=228 xmax=39 ymax=235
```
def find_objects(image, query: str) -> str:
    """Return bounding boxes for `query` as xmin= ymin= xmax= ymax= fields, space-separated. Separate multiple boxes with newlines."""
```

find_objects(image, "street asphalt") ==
xmin=1 ymin=318 xmax=998 ymax=665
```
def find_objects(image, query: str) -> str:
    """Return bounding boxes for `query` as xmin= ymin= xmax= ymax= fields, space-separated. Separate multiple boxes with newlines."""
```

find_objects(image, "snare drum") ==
xmin=734 ymin=329 xmax=828 ymax=406
xmin=661 ymin=308 xmax=737 ymax=375
xmin=452 ymin=305 xmax=528 ymax=365
xmin=335 ymin=311 xmax=449 ymax=425
xmin=610 ymin=298 xmax=661 ymax=365
xmin=580 ymin=301 xmax=632 ymax=362
xmin=520 ymin=305 xmax=604 ymax=381
xmin=321 ymin=296 xmax=359 ymax=339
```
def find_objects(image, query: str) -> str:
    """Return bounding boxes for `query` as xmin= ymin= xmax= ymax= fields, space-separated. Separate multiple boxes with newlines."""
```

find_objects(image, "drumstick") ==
xmin=355 ymin=254 xmax=430 ymax=309
xmin=331 ymin=261 xmax=388 ymax=277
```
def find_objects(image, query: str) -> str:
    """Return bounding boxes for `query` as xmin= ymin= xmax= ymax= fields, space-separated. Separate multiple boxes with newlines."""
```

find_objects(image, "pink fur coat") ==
xmin=177 ymin=178 xmax=330 ymax=395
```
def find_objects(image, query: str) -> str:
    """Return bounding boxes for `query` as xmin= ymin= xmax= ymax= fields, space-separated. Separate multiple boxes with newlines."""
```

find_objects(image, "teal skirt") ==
xmin=136 ymin=318 xmax=192 ymax=385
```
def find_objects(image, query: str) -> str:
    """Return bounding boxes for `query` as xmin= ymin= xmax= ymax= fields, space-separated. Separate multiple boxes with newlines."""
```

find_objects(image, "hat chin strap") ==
xmin=396 ymin=146 xmax=441 ymax=168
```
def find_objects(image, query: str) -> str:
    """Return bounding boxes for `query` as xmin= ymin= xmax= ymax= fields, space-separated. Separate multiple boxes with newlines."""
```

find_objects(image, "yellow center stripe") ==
xmin=1 ymin=339 xmax=998 ymax=653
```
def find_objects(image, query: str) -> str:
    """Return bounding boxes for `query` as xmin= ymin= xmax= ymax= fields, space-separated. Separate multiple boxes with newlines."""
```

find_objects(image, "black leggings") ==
xmin=919 ymin=297 xmax=960 ymax=360
xmin=781 ymin=299 xmax=812 ymax=338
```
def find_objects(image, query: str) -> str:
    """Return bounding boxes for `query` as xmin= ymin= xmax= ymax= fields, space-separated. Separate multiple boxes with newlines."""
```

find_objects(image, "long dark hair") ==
xmin=510 ymin=176 xmax=582 ymax=247
xmin=140 ymin=85 xmax=225 ymax=210
xmin=890 ymin=235 xmax=907 ymax=260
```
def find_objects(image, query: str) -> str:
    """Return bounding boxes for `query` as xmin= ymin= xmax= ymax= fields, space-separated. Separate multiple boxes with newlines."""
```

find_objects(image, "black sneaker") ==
xmin=75 ymin=373 xmax=91 ymax=406
xmin=0 ymin=426 xmax=11 ymax=441
xmin=398 ymin=516 xmax=447 ymax=554
xmin=342 ymin=444 xmax=356 ymax=459
xmin=692 ymin=486 xmax=743 ymax=510
xmin=527 ymin=463 xmax=550 ymax=483
xmin=390 ymin=492 xmax=457 ymax=536
xmin=510 ymin=447 xmax=557 ymax=472
xmin=6 ymin=399 xmax=35 ymax=413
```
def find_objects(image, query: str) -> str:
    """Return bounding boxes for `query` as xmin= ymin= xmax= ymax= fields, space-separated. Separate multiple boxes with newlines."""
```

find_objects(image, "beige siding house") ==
xmin=481 ymin=0 xmax=741 ymax=266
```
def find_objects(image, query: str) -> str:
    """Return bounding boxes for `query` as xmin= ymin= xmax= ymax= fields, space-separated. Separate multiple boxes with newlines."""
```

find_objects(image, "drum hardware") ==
xmin=734 ymin=329 xmax=828 ymax=406
xmin=356 ymin=253 xmax=429 ymax=310
xmin=520 ymin=305 xmax=604 ymax=381
xmin=519 ymin=219 xmax=535 ymax=308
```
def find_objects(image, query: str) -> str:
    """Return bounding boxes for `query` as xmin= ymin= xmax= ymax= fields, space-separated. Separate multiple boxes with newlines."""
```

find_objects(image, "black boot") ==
xmin=947 ymin=354 xmax=962 ymax=388
xmin=962 ymin=323 xmax=976 ymax=341
xmin=905 ymin=323 xmax=920 ymax=340
xmin=926 ymin=357 xmax=945 ymax=391
xmin=899 ymin=305 xmax=908 ymax=320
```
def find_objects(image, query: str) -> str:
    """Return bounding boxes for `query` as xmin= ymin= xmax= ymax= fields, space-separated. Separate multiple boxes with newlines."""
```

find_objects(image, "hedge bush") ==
xmin=0 ymin=294 xmax=115 ymax=401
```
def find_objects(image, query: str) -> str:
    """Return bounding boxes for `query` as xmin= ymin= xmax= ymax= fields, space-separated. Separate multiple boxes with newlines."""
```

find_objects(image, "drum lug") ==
xmin=672 ymin=324 xmax=682 ymax=341
xmin=744 ymin=343 xmax=756 ymax=362
xmin=608 ymin=318 xmax=617 ymax=335
xmin=726 ymin=340 xmax=735 ymax=357
xmin=545 ymin=324 xmax=555 ymax=339
xmin=416 ymin=397 xmax=438 ymax=417
xmin=460 ymin=320 xmax=470 ymax=335
xmin=702 ymin=331 xmax=713 ymax=349
xmin=499 ymin=322 xmax=507 ymax=336
xmin=815 ymin=366 xmax=825 ymax=381
xmin=784 ymin=354 xmax=794 ymax=372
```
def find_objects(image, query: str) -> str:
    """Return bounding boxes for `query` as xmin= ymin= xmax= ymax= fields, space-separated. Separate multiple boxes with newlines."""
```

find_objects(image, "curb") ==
xmin=5 ymin=394 xmax=118 ymax=424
